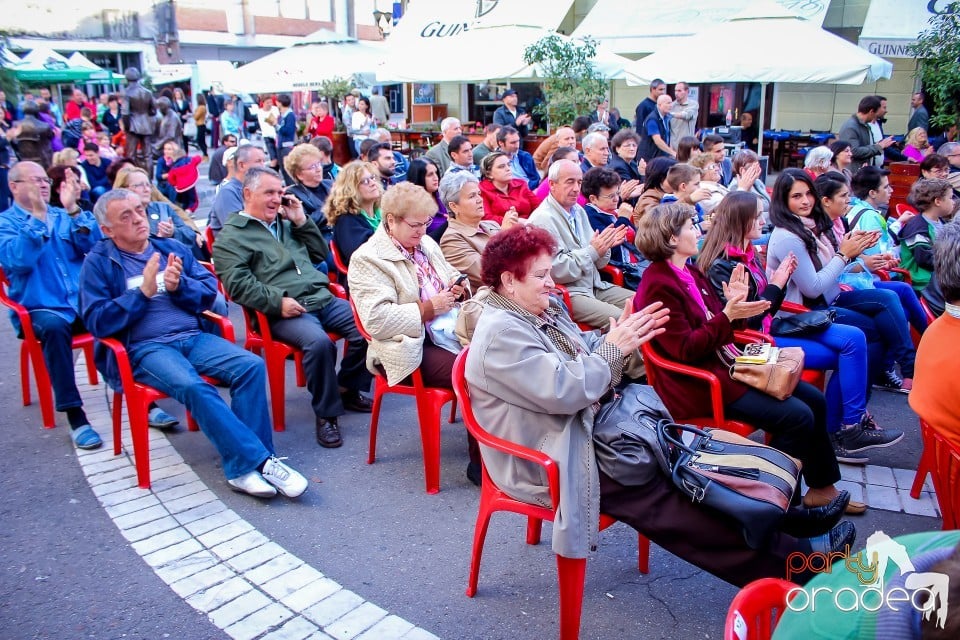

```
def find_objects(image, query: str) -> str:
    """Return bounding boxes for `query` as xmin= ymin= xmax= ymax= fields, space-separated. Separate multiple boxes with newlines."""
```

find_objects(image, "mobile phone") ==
xmin=280 ymin=195 xmax=293 ymax=206
xmin=450 ymin=274 xmax=468 ymax=288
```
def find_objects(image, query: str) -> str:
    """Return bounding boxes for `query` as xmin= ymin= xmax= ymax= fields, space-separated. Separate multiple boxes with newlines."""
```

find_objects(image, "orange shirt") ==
xmin=910 ymin=312 xmax=960 ymax=447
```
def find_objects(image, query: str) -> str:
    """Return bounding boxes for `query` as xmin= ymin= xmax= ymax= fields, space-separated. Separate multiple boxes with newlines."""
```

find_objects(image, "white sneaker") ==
xmin=228 ymin=471 xmax=278 ymax=498
xmin=261 ymin=457 xmax=308 ymax=498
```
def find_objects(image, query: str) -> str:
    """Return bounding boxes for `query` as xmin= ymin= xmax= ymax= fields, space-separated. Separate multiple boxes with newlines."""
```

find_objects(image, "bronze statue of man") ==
xmin=121 ymin=67 xmax=157 ymax=173
xmin=15 ymin=101 xmax=54 ymax=168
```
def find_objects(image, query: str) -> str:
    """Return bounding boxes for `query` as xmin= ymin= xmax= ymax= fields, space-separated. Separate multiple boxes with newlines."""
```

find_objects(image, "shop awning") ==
xmin=377 ymin=25 xmax=638 ymax=83
xmin=220 ymin=40 xmax=385 ymax=93
xmin=571 ymin=0 xmax=828 ymax=54
xmin=858 ymin=0 xmax=938 ymax=58
xmin=376 ymin=0 xmax=601 ymax=83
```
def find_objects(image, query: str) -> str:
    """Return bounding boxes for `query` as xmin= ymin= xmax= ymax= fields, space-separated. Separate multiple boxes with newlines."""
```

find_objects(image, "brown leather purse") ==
xmin=721 ymin=344 xmax=805 ymax=401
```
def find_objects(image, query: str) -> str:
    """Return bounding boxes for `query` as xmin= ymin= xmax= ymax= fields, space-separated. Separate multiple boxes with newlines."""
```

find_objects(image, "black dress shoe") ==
xmin=341 ymin=390 xmax=373 ymax=413
xmin=780 ymin=490 xmax=850 ymax=538
xmin=316 ymin=417 xmax=343 ymax=448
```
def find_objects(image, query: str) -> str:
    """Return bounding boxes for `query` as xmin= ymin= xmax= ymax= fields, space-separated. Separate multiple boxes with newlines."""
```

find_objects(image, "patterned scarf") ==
xmin=486 ymin=290 xmax=583 ymax=360
xmin=389 ymin=236 xmax=444 ymax=302
xmin=725 ymin=243 xmax=772 ymax=334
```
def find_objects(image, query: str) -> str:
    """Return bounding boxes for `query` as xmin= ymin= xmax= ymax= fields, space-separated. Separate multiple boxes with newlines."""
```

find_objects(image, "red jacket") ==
xmin=634 ymin=260 xmax=748 ymax=420
xmin=307 ymin=115 xmax=335 ymax=141
xmin=479 ymin=178 xmax=542 ymax=224
xmin=65 ymin=100 xmax=94 ymax=123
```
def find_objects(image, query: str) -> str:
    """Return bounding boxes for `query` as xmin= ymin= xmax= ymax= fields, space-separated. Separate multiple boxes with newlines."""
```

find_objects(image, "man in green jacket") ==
xmin=213 ymin=167 xmax=372 ymax=448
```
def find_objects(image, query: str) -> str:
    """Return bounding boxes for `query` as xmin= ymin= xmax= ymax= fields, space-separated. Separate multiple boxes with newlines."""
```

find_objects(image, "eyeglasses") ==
xmin=597 ymin=192 xmax=619 ymax=202
xmin=127 ymin=182 xmax=152 ymax=189
xmin=304 ymin=162 xmax=324 ymax=172
xmin=13 ymin=177 xmax=53 ymax=185
xmin=359 ymin=176 xmax=378 ymax=186
xmin=400 ymin=216 xmax=435 ymax=231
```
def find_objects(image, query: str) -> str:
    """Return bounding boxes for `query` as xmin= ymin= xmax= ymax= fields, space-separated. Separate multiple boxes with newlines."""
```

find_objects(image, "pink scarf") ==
xmin=725 ymin=243 xmax=772 ymax=333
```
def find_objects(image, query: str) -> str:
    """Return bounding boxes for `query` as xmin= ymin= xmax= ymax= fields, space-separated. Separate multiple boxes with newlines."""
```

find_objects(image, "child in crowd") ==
xmin=901 ymin=178 xmax=957 ymax=291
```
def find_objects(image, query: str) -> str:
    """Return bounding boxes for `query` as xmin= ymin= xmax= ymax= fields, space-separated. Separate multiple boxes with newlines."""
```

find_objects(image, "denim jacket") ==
xmin=0 ymin=203 xmax=101 ymax=331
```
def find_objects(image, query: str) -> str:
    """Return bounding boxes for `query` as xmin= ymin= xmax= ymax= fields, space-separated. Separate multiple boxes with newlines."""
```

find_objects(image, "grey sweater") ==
xmin=766 ymin=227 xmax=845 ymax=308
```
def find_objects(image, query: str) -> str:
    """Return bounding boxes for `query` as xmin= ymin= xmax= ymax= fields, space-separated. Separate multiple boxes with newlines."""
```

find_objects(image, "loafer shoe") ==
xmin=803 ymin=491 xmax=867 ymax=515
xmin=341 ymin=390 xmax=373 ymax=413
xmin=148 ymin=407 xmax=180 ymax=430
xmin=71 ymin=424 xmax=103 ymax=450
xmin=227 ymin=471 xmax=277 ymax=498
xmin=316 ymin=417 xmax=343 ymax=448
xmin=261 ymin=456 xmax=308 ymax=498
xmin=782 ymin=491 xmax=850 ymax=538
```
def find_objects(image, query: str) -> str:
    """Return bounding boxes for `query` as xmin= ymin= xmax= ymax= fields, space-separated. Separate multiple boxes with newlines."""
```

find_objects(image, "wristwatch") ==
xmin=837 ymin=252 xmax=851 ymax=265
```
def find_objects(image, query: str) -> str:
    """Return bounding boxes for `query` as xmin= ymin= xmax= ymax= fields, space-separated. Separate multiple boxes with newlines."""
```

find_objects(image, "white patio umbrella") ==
xmin=377 ymin=25 xmax=639 ymax=83
xmin=221 ymin=31 xmax=386 ymax=94
xmin=624 ymin=0 xmax=894 ymax=151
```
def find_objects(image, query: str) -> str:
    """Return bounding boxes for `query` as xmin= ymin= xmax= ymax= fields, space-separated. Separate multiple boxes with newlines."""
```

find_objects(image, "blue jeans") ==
xmin=269 ymin=297 xmax=371 ymax=418
xmin=875 ymin=279 xmax=927 ymax=335
xmin=29 ymin=310 xmax=84 ymax=411
xmin=832 ymin=287 xmax=916 ymax=380
xmin=128 ymin=332 xmax=274 ymax=479
xmin=775 ymin=323 xmax=869 ymax=432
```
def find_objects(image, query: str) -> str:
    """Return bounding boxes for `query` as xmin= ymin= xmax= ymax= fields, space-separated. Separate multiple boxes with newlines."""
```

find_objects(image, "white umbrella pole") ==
xmin=758 ymin=82 xmax=767 ymax=161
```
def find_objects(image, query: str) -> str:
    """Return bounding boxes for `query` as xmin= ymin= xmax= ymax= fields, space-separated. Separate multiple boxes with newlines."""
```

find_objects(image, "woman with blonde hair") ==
xmin=52 ymin=148 xmax=90 ymax=192
xmin=324 ymin=160 xmax=383 ymax=270
xmin=903 ymin=127 xmax=933 ymax=163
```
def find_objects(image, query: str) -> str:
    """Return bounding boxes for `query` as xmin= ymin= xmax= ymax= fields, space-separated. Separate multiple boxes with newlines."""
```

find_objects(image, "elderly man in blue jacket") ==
xmin=79 ymin=188 xmax=309 ymax=499
xmin=0 ymin=161 xmax=103 ymax=448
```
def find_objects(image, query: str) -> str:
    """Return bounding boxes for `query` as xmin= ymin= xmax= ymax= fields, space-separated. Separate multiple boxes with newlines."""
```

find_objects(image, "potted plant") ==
xmin=522 ymin=35 xmax=607 ymax=132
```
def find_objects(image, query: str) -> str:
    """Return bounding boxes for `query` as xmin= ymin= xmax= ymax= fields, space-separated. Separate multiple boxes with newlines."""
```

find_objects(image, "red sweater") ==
xmin=479 ymin=178 xmax=542 ymax=224
xmin=634 ymin=260 xmax=748 ymax=420
xmin=307 ymin=114 xmax=335 ymax=141
xmin=910 ymin=313 xmax=960 ymax=449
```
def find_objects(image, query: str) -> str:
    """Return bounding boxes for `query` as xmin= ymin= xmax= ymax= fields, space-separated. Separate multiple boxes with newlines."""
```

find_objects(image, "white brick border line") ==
xmin=72 ymin=356 xmax=438 ymax=640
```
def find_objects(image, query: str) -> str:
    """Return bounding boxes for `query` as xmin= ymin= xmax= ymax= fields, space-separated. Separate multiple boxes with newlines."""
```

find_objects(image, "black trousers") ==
xmin=725 ymin=381 xmax=840 ymax=490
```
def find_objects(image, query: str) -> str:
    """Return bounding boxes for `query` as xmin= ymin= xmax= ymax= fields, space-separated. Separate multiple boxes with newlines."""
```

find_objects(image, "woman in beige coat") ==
xmin=348 ymin=181 xmax=482 ymax=483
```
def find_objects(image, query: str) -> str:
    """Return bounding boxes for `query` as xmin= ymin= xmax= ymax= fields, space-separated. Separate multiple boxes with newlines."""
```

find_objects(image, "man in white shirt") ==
xmin=256 ymin=96 xmax=280 ymax=170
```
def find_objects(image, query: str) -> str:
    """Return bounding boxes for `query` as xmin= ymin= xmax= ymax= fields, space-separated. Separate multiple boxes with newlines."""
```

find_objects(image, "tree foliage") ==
xmin=523 ymin=34 xmax=606 ymax=130
xmin=0 ymin=32 xmax=18 ymax=98
xmin=911 ymin=3 xmax=960 ymax=129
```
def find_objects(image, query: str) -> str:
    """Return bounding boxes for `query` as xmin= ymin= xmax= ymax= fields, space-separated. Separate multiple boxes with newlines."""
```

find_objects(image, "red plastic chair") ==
xmin=724 ymin=578 xmax=800 ymax=640
xmin=350 ymin=298 xmax=457 ymax=494
xmin=641 ymin=332 xmax=767 ymax=438
xmin=452 ymin=349 xmax=649 ymax=640
xmin=104 ymin=311 xmax=235 ymax=489
xmin=917 ymin=419 xmax=960 ymax=528
xmin=553 ymin=284 xmax=597 ymax=332
xmin=330 ymin=239 xmax=349 ymax=280
xmin=204 ymin=225 xmax=216 ymax=254
xmin=246 ymin=282 xmax=348 ymax=432
xmin=0 ymin=267 xmax=99 ymax=428
xmin=893 ymin=203 xmax=918 ymax=219
xmin=919 ymin=296 xmax=937 ymax=325
xmin=600 ymin=264 xmax=624 ymax=287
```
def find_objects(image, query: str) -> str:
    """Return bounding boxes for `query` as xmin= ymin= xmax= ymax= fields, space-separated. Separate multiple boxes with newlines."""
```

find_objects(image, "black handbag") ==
xmin=592 ymin=384 xmax=671 ymax=486
xmin=771 ymin=309 xmax=835 ymax=337
xmin=657 ymin=422 xmax=801 ymax=549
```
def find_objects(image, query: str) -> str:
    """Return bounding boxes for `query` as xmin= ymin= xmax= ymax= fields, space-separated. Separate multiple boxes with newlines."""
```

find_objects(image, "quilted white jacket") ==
xmin=348 ymin=224 xmax=461 ymax=385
